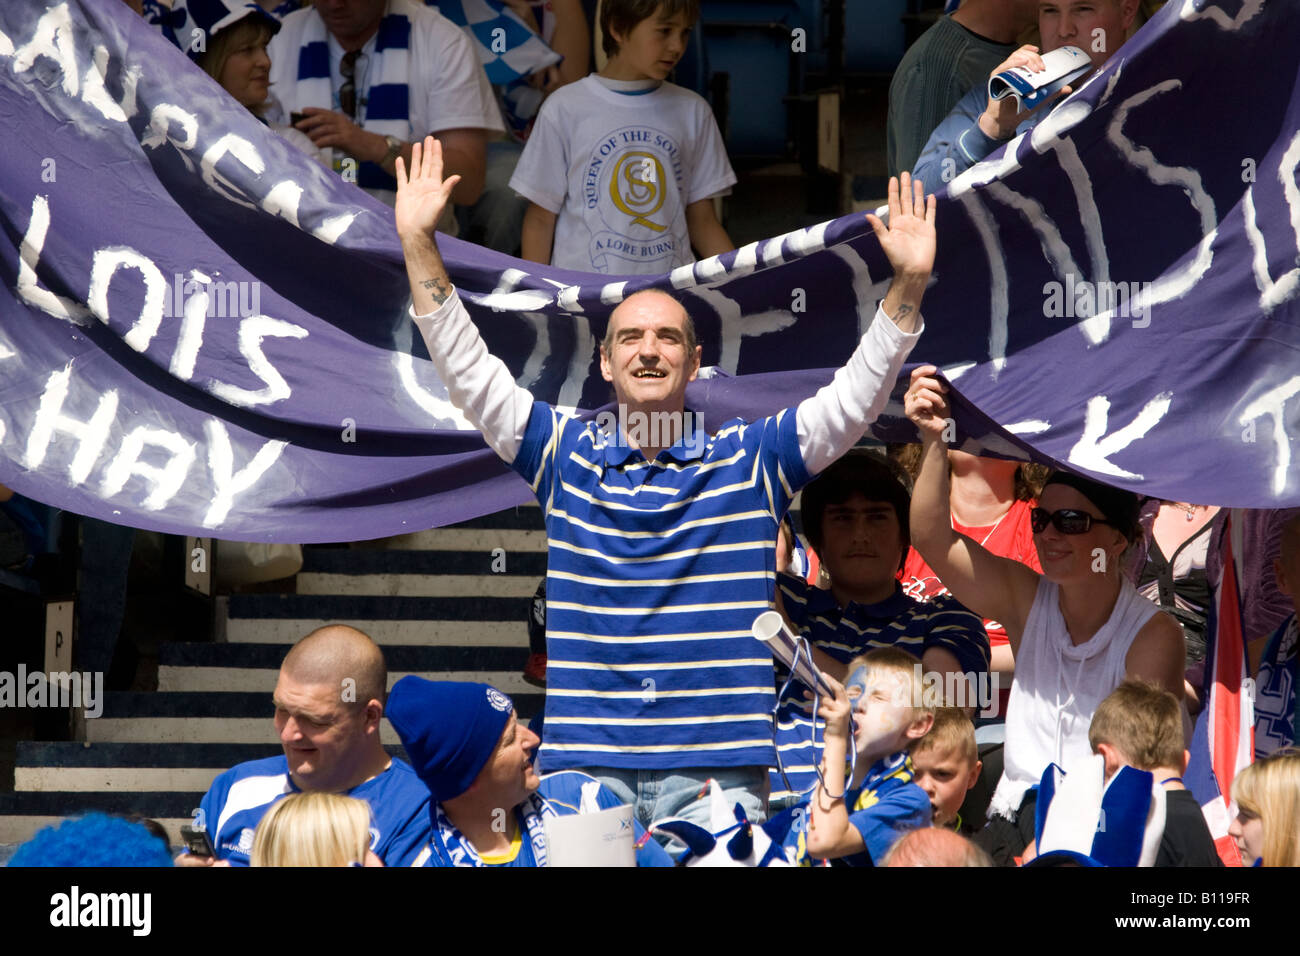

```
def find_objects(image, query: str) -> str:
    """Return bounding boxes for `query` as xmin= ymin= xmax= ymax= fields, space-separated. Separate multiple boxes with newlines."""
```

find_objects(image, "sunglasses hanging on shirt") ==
xmin=339 ymin=50 xmax=363 ymax=119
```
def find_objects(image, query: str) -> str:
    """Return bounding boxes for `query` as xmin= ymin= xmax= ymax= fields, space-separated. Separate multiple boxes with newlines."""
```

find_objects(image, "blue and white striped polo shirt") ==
xmin=511 ymin=402 xmax=810 ymax=771
xmin=770 ymin=574 xmax=989 ymax=802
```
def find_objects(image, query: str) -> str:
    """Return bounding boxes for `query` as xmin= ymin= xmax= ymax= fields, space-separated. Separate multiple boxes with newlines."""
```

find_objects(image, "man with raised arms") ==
xmin=394 ymin=137 xmax=937 ymax=830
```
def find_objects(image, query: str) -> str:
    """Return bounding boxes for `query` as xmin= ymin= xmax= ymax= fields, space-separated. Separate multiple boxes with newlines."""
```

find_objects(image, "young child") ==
xmin=782 ymin=648 xmax=934 ymax=866
xmin=1088 ymin=679 xmax=1221 ymax=867
xmin=1230 ymin=749 xmax=1300 ymax=867
xmin=911 ymin=707 xmax=982 ymax=834
xmin=509 ymin=0 xmax=735 ymax=273
xmin=768 ymin=451 xmax=988 ymax=806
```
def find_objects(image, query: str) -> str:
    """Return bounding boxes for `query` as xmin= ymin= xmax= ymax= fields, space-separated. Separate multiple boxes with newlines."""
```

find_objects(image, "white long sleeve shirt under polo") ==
xmin=411 ymin=293 xmax=922 ymax=770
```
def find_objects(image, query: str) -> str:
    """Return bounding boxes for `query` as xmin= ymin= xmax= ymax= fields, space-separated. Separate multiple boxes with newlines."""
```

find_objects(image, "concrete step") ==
xmin=224 ymin=594 xmax=533 ymax=645
xmin=0 ymin=789 xmax=206 ymax=846
xmin=89 ymin=691 xmax=544 ymax=721
xmin=310 ymin=504 xmax=547 ymax=553
xmin=16 ymin=741 xmax=404 ymax=768
xmin=301 ymin=549 xmax=548 ymax=575
xmin=156 ymin=641 xmax=533 ymax=692
xmin=0 ymin=812 xmax=192 ymax=846
xmin=227 ymin=594 xmax=532 ymax=623
xmin=368 ymin=528 xmax=548 ymax=551
xmin=160 ymin=642 xmax=529 ymax=671
xmin=296 ymin=547 xmax=547 ymax=600
xmin=296 ymin=573 xmax=541 ymax=597
xmin=158 ymin=667 xmax=538 ymax=694
xmin=83 ymin=691 xmax=542 ymax=744
xmin=224 ymin=618 xmax=528 ymax=645
xmin=0 ymin=789 xmax=203 ymax=820
xmin=10 ymin=742 xmax=414 ymax=794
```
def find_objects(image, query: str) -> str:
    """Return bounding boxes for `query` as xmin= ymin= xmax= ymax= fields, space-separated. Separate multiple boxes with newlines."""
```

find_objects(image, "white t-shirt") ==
xmin=509 ymin=76 xmax=736 ymax=274
xmin=268 ymin=0 xmax=503 ymax=208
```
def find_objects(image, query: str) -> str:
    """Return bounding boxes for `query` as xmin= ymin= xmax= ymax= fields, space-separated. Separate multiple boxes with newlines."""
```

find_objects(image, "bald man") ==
xmin=178 ymin=625 xmax=431 ymax=866
xmin=397 ymin=139 xmax=936 ymax=830
xmin=882 ymin=826 xmax=992 ymax=867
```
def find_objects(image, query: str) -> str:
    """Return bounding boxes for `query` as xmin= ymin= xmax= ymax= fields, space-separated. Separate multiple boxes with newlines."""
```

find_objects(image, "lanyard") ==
xmin=773 ymin=634 xmax=855 ymax=798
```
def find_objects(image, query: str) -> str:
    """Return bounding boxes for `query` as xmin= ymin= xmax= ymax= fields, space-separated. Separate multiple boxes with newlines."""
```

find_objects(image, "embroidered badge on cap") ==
xmin=486 ymin=688 xmax=512 ymax=712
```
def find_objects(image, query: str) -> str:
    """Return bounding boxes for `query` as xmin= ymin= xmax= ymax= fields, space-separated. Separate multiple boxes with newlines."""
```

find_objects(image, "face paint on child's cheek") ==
xmin=844 ymin=666 xmax=870 ymax=702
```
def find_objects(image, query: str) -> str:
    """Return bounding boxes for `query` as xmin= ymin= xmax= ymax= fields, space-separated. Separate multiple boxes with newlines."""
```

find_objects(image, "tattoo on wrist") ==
xmin=419 ymin=277 xmax=451 ymax=304
xmin=893 ymin=304 xmax=914 ymax=323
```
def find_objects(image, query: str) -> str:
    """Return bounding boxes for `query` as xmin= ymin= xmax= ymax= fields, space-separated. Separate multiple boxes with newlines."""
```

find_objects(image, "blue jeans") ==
xmin=582 ymin=766 xmax=770 ymax=844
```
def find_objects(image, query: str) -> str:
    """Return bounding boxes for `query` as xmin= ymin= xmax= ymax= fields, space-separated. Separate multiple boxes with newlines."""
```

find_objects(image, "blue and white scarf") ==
xmin=294 ymin=8 xmax=412 ymax=191
xmin=429 ymin=793 xmax=556 ymax=867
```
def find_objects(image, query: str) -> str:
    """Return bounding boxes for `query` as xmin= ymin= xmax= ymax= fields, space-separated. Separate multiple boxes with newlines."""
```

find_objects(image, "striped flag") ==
xmin=429 ymin=0 xmax=560 ymax=85
xmin=1186 ymin=510 xmax=1255 ymax=867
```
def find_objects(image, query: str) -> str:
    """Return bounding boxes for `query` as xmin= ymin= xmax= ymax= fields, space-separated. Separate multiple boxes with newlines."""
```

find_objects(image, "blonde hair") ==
xmin=913 ymin=707 xmax=977 ymax=765
xmin=1230 ymin=749 xmax=1300 ymax=868
xmin=251 ymin=792 xmax=373 ymax=867
xmin=1088 ymin=679 xmax=1184 ymax=770
xmin=198 ymin=17 xmax=274 ymax=116
xmin=847 ymin=647 xmax=932 ymax=719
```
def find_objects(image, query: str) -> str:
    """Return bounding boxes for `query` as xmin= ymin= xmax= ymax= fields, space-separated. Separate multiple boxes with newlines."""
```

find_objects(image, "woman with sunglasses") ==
xmin=904 ymin=365 xmax=1185 ymax=864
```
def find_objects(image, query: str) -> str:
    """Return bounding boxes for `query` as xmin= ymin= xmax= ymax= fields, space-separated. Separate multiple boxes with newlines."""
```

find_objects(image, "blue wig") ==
xmin=9 ymin=814 xmax=173 ymax=867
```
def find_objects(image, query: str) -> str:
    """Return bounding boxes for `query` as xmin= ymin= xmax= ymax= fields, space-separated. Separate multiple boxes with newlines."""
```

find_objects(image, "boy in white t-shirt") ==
xmin=510 ymin=0 xmax=736 ymax=274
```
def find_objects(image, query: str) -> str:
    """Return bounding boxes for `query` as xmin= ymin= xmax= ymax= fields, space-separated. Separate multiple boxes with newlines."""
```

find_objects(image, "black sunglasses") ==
xmin=339 ymin=50 xmax=362 ymax=119
xmin=1030 ymin=507 xmax=1114 ymax=535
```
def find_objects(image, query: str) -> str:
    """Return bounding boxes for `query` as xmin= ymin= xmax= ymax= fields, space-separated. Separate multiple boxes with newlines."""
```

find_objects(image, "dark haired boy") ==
xmin=769 ymin=451 xmax=990 ymax=805
xmin=510 ymin=0 xmax=736 ymax=272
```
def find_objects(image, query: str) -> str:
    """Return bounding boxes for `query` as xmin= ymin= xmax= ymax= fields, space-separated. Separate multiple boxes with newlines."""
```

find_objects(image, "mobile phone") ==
xmin=180 ymin=824 xmax=215 ymax=858
xmin=290 ymin=111 xmax=308 ymax=126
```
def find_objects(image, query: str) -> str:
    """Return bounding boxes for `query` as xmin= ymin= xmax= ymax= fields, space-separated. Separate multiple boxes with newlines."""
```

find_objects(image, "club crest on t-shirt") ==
xmin=583 ymin=125 xmax=687 ymax=271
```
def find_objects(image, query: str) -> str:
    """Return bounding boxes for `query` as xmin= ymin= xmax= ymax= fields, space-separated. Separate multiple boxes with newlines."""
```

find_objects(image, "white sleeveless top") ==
xmin=989 ymin=576 xmax=1159 ymax=820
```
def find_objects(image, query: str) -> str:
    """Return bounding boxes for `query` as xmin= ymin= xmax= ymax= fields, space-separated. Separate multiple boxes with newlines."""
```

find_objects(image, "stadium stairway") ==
xmin=0 ymin=505 xmax=548 ymax=847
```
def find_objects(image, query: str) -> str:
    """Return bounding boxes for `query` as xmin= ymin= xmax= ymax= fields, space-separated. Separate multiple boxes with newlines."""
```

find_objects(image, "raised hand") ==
xmin=903 ymin=365 xmax=951 ymax=444
xmin=866 ymin=172 xmax=936 ymax=283
xmin=394 ymin=136 xmax=461 ymax=243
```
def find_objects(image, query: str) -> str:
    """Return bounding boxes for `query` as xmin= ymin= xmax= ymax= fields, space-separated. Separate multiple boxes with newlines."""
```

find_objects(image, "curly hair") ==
xmin=10 ymin=813 xmax=173 ymax=867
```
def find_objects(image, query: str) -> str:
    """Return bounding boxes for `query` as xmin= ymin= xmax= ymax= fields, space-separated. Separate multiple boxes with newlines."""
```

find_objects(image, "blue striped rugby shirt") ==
xmin=769 ymin=573 xmax=989 ymax=802
xmin=511 ymin=402 xmax=810 ymax=771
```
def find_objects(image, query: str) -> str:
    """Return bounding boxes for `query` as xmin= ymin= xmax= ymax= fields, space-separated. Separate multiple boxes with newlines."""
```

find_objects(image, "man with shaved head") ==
xmin=178 ymin=625 xmax=431 ymax=866
xmin=883 ymin=826 xmax=992 ymax=867
xmin=395 ymin=138 xmax=938 ymax=832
